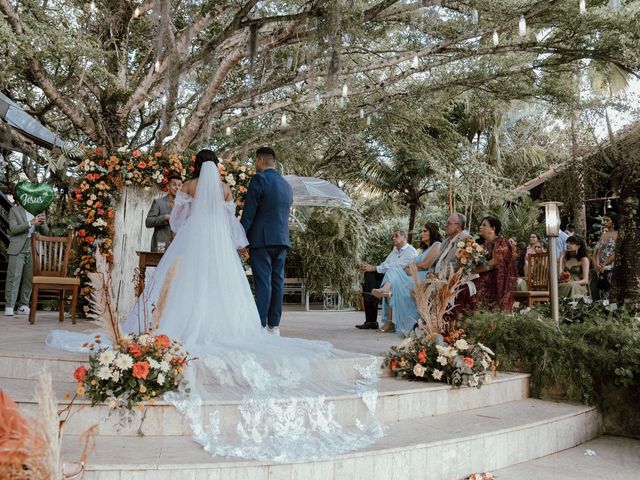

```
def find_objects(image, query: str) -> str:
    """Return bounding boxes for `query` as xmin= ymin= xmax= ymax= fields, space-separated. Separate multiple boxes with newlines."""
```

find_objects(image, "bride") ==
xmin=48 ymin=151 xmax=381 ymax=461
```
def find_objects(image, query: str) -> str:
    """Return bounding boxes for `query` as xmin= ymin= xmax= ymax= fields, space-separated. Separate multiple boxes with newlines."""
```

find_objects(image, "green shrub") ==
xmin=464 ymin=302 xmax=640 ymax=437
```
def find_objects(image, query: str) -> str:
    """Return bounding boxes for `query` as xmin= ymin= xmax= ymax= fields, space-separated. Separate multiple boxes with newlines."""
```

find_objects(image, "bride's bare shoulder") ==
xmin=181 ymin=179 xmax=197 ymax=197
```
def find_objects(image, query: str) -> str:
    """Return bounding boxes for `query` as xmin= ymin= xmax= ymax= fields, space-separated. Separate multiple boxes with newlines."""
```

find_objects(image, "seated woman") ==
xmin=558 ymin=235 xmax=590 ymax=299
xmin=470 ymin=216 xmax=518 ymax=313
xmin=371 ymin=222 xmax=442 ymax=335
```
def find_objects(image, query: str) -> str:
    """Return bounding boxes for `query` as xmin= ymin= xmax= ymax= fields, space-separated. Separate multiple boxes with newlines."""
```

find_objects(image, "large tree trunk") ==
xmin=407 ymin=202 xmax=417 ymax=244
xmin=570 ymin=112 xmax=587 ymax=236
xmin=611 ymin=149 xmax=640 ymax=309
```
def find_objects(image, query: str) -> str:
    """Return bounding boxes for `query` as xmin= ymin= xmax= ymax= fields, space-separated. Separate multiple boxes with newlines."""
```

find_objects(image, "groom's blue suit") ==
xmin=241 ymin=168 xmax=293 ymax=328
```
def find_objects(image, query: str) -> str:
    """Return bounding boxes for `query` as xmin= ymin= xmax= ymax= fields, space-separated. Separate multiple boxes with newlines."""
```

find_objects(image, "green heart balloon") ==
xmin=15 ymin=182 xmax=54 ymax=216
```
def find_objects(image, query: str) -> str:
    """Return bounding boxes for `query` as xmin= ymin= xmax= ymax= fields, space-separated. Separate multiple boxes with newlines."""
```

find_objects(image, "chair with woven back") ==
xmin=514 ymin=252 xmax=550 ymax=306
xmin=29 ymin=235 xmax=80 ymax=324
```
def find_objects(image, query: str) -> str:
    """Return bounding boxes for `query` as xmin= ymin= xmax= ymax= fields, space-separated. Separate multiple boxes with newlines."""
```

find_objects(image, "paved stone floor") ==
xmin=494 ymin=435 xmax=640 ymax=479
xmin=0 ymin=304 xmax=398 ymax=358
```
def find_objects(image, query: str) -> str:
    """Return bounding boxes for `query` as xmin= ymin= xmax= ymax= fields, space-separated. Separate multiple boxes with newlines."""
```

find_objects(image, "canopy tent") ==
xmin=0 ymin=92 xmax=66 ymax=151
xmin=283 ymin=175 xmax=355 ymax=231
xmin=283 ymin=175 xmax=354 ymax=209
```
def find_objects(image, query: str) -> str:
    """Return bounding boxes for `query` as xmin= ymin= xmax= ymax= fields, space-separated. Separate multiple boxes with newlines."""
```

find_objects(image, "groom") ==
xmin=241 ymin=147 xmax=293 ymax=335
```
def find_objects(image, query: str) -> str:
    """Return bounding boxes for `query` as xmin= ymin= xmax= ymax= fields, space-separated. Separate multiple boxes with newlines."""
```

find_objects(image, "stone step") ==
xmin=9 ymin=372 xmax=530 ymax=436
xmin=60 ymin=398 xmax=601 ymax=480
xmin=0 ymin=349 xmax=390 ymax=382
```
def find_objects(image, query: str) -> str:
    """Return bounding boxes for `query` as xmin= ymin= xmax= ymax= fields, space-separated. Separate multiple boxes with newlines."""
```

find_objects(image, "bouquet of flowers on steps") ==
xmin=72 ymin=250 xmax=192 ymax=411
xmin=383 ymin=266 xmax=495 ymax=388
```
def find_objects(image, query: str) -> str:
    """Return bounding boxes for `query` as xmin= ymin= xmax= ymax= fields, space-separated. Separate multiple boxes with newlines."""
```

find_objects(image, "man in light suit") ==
xmin=430 ymin=212 xmax=469 ymax=274
xmin=4 ymin=204 xmax=49 ymax=316
xmin=241 ymin=147 xmax=293 ymax=335
xmin=145 ymin=174 xmax=182 ymax=252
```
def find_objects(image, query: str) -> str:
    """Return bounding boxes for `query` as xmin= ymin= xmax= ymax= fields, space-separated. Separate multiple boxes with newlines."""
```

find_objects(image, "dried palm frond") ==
xmin=149 ymin=258 xmax=180 ymax=334
xmin=412 ymin=265 xmax=467 ymax=337
xmin=87 ymin=247 xmax=121 ymax=343
xmin=31 ymin=370 xmax=62 ymax=480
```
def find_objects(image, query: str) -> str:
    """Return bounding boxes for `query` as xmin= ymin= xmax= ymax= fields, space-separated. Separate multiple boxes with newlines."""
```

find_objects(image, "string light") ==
xmin=281 ymin=113 xmax=287 ymax=127
xmin=518 ymin=15 xmax=527 ymax=37
xmin=366 ymin=115 xmax=371 ymax=126
xmin=342 ymin=84 xmax=348 ymax=97
xmin=154 ymin=60 xmax=160 ymax=72
xmin=359 ymin=108 xmax=364 ymax=119
xmin=225 ymin=126 xmax=231 ymax=136
xmin=492 ymin=30 xmax=499 ymax=47
xmin=133 ymin=6 xmax=140 ymax=18
xmin=471 ymin=9 xmax=478 ymax=25
xmin=412 ymin=54 xmax=419 ymax=69
xmin=579 ymin=0 xmax=586 ymax=14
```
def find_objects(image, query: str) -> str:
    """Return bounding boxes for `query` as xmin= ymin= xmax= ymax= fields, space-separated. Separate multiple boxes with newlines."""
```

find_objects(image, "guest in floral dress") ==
xmin=372 ymin=223 xmax=442 ymax=335
xmin=470 ymin=216 xmax=518 ymax=312
xmin=593 ymin=211 xmax=618 ymax=299
xmin=558 ymin=235 xmax=590 ymax=298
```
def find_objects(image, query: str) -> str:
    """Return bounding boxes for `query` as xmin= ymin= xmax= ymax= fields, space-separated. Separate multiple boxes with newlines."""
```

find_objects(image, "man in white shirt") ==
xmin=356 ymin=229 xmax=417 ymax=330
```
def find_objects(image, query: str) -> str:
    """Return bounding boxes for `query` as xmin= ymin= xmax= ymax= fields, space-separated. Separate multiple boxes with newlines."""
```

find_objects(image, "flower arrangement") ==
xmin=73 ymin=333 xmax=191 ymax=410
xmin=559 ymin=271 xmax=572 ymax=283
xmin=455 ymin=235 xmax=486 ymax=274
xmin=217 ymin=159 xmax=255 ymax=217
xmin=465 ymin=473 xmax=495 ymax=480
xmin=383 ymin=332 xmax=495 ymax=388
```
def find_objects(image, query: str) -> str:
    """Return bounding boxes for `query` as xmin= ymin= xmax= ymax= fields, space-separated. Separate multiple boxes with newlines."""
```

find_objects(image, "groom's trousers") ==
xmin=249 ymin=246 xmax=287 ymax=328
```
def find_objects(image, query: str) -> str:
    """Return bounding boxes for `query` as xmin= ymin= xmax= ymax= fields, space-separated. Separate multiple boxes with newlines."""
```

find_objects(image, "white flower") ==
xmin=468 ymin=374 xmax=479 ymax=387
xmin=602 ymin=299 xmax=609 ymax=306
xmin=157 ymin=373 xmax=166 ymax=386
xmin=114 ymin=353 xmax=133 ymax=370
xmin=138 ymin=334 xmax=150 ymax=346
xmin=97 ymin=366 xmax=112 ymax=380
xmin=437 ymin=355 xmax=447 ymax=366
xmin=481 ymin=359 xmax=489 ymax=369
xmin=111 ymin=370 xmax=121 ymax=383
xmin=98 ymin=350 xmax=116 ymax=366
xmin=159 ymin=360 xmax=171 ymax=373
xmin=465 ymin=246 xmax=473 ymax=253
xmin=163 ymin=353 xmax=173 ymax=363
xmin=148 ymin=358 xmax=161 ymax=370
xmin=454 ymin=339 xmax=469 ymax=350
xmin=432 ymin=369 xmax=443 ymax=380
xmin=478 ymin=343 xmax=494 ymax=356
xmin=456 ymin=241 xmax=465 ymax=248
xmin=413 ymin=364 xmax=426 ymax=377
xmin=239 ymin=173 xmax=246 ymax=180
xmin=117 ymin=146 xmax=128 ymax=153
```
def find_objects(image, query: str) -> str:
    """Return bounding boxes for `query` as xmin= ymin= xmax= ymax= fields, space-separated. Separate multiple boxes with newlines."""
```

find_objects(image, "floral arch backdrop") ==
xmin=73 ymin=148 xmax=253 ymax=314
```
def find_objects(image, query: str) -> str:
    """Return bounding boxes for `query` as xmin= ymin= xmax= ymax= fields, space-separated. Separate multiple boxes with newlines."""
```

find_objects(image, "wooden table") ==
xmin=136 ymin=251 xmax=164 ymax=296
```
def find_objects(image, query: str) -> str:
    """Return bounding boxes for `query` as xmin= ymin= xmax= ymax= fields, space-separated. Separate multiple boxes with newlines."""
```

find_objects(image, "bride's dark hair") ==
xmin=192 ymin=149 xmax=219 ymax=177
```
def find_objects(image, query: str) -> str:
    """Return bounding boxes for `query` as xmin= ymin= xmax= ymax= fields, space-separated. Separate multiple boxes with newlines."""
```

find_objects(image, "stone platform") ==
xmin=1 ymin=308 xmax=603 ymax=479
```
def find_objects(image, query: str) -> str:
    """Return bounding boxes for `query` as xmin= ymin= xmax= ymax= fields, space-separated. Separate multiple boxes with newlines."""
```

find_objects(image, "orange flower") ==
xmin=154 ymin=334 xmax=171 ymax=350
xmin=138 ymin=161 xmax=147 ymax=169
xmin=417 ymin=349 xmax=427 ymax=364
xmin=77 ymin=229 xmax=86 ymax=238
xmin=73 ymin=365 xmax=88 ymax=382
xmin=132 ymin=361 xmax=150 ymax=380
xmin=463 ymin=357 xmax=474 ymax=368
xmin=129 ymin=343 xmax=143 ymax=358
xmin=390 ymin=359 xmax=399 ymax=371
xmin=85 ymin=236 xmax=95 ymax=244
xmin=93 ymin=147 xmax=103 ymax=156
xmin=155 ymin=152 xmax=162 ymax=158
xmin=132 ymin=150 xmax=141 ymax=158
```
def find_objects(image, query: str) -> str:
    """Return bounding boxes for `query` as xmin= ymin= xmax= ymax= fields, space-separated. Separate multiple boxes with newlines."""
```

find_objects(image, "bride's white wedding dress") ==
xmin=47 ymin=162 xmax=382 ymax=461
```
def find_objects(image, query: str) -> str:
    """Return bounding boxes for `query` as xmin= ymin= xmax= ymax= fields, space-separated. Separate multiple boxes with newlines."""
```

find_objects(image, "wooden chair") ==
xmin=29 ymin=235 xmax=80 ymax=324
xmin=514 ymin=252 xmax=550 ymax=306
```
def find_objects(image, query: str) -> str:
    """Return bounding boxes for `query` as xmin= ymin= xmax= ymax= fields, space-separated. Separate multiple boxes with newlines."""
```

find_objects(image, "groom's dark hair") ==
xmin=193 ymin=149 xmax=219 ymax=177
xmin=256 ymin=146 xmax=276 ymax=164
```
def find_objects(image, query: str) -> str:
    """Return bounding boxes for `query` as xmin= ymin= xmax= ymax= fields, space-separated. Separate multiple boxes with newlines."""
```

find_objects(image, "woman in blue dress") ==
xmin=372 ymin=222 xmax=442 ymax=336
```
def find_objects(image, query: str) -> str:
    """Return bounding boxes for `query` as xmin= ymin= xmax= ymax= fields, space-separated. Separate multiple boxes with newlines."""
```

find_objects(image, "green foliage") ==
xmin=290 ymin=207 xmax=363 ymax=299
xmin=486 ymin=196 xmax=544 ymax=243
xmin=464 ymin=300 xmax=640 ymax=436
xmin=360 ymin=216 xmax=408 ymax=266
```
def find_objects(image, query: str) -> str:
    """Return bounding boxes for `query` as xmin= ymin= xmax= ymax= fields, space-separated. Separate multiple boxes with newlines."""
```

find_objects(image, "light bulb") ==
xmin=133 ymin=6 xmax=140 ymax=18
xmin=359 ymin=108 xmax=364 ymax=119
xmin=342 ymin=84 xmax=348 ymax=97
xmin=225 ymin=126 xmax=231 ymax=136
xmin=519 ymin=15 xmax=527 ymax=37
xmin=281 ymin=113 xmax=287 ymax=127
xmin=154 ymin=60 xmax=160 ymax=72
xmin=366 ymin=116 xmax=371 ymax=126
xmin=412 ymin=54 xmax=419 ymax=69
xmin=492 ymin=30 xmax=499 ymax=47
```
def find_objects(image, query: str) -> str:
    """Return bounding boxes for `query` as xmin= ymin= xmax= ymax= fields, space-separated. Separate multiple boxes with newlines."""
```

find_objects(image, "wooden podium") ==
xmin=136 ymin=251 xmax=164 ymax=296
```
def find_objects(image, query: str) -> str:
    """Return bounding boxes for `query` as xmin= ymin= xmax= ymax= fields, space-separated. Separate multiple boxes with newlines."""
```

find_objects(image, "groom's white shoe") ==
xmin=268 ymin=326 xmax=280 ymax=336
